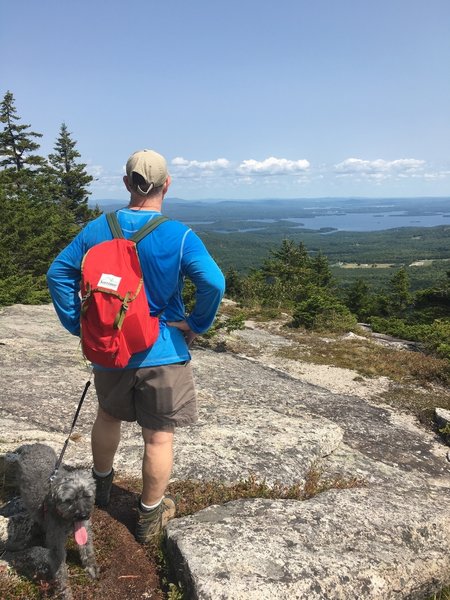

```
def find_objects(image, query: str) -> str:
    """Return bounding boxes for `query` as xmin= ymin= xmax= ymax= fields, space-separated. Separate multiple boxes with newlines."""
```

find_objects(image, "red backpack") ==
xmin=80 ymin=212 xmax=169 ymax=368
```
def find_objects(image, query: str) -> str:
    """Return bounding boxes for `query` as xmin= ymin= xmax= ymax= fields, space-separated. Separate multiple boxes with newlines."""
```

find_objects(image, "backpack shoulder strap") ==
xmin=106 ymin=212 xmax=125 ymax=239
xmin=131 ymin=215 xmax=170 ymax=244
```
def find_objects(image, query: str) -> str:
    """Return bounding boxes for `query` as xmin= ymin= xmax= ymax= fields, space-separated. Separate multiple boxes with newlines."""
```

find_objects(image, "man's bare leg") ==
xmin=141 ymin=428 xmax=174 ymax=505
xmin=91 ymin=406 xmax=121 ymax=473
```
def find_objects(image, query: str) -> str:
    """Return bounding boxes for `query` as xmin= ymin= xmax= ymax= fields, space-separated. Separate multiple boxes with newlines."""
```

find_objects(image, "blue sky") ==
xmin=2 ymin=0 xmax=450 ymax=201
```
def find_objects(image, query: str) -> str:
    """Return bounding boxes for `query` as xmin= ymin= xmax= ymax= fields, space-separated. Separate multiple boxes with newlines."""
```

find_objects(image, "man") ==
xmin=47 ymin=149 xmax=225 ymax=543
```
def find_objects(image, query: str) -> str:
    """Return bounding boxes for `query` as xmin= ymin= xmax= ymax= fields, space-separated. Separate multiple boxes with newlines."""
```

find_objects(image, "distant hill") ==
xmin=87 ymin=197 xmax=450 ymax=286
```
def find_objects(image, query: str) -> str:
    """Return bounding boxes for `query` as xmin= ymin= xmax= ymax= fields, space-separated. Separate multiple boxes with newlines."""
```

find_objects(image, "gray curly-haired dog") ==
xmin=2 ymin=443 xmax=98 ymax=599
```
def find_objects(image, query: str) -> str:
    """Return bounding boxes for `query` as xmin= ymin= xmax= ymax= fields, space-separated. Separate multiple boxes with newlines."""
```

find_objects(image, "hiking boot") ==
xmin=135 ymin=495 xmax=177 ymax=543
xmin=92 ymin=469 xmax=114 ymax=508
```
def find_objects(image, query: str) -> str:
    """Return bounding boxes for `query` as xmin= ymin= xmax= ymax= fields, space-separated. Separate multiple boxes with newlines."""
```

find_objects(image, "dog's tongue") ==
xmin=74 ymin=521 xmax=88 ymax=546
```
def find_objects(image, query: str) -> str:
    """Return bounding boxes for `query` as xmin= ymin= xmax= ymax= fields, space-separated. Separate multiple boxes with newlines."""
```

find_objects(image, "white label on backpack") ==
xmin=98 ymin=273 xmax=121 ymax=291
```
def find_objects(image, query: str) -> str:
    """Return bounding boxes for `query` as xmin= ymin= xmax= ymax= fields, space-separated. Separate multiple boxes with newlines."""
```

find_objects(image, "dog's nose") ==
xmin=75 ymin=513 xmax=88 ymax=521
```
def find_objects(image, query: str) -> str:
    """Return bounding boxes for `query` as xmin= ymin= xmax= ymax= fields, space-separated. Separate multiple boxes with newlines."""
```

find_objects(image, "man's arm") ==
xmin=168 ymin=231 xmax=225 ymax=338
xmin=46 ymin=233 xmax=85 ymax=336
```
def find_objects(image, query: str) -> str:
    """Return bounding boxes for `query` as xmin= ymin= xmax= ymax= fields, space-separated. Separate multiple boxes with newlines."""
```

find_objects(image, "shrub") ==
xmin=292 ymin=292 xmax=357 ymax=333
xmin=200 ymin=309 xmax=246 ymax=341
xmin=0 ymin=274 xmax=50 ymax=306
xmin=423 ymin=319 xmax=450 ymax=360
xmin=370 ymin=317 xmax=450 ymax=361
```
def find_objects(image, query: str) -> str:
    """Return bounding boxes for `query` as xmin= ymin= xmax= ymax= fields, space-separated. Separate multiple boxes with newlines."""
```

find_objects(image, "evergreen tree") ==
xmin=311 ymin=251 xmax=333 ymax=288
xmin=388 ymin=267 xmax=412 ymax=315
xmin=225 ymin=267 xmax=243 ymax=299
xmin=0 ymin=93 xmax=96 ymax=306
xmin=48 ymin=122 xmax=95 ymax=224
xmin=0 ymin=90 xmax=46 ymax=173
xmin=262 ymin=239 xmax=311 ymax=283
xmin=238 ymin=239 xmax=338 ymax=311
xmin=414 ymin=270 xmax=450 ymax=320
xmin=0 ymin=192 xmax=78 ymax=304
xmin=258 ymin=239 xmax=311 ymax=307
xmin=345 ymin=278 xmax=371 ymax=319
xmin=0 ymin=90 xmax=49 ymax=198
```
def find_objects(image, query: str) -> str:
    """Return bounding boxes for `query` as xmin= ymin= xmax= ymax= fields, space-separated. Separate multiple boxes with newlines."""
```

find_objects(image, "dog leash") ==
xmin=50 ymin=377 xmax=92 ymax=480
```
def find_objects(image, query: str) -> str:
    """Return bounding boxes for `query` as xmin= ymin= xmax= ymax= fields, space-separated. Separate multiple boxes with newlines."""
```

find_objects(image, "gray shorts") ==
xmin=93 ymin=362 xmax=198 ymax=432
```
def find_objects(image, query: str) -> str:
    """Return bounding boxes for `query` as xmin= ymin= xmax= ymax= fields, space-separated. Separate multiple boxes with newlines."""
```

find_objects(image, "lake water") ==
xmin=200 ymin=211 xmax=450 ymax=233
xmin=95 ymin=198 xmax=450 ymax=233
xmin=284 ymin=211 xmax=450 ymax=232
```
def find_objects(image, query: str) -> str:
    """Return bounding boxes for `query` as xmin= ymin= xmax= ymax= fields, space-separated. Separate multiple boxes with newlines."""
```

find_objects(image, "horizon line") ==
xmin=90 ymin=194 xmax=450 ymax=204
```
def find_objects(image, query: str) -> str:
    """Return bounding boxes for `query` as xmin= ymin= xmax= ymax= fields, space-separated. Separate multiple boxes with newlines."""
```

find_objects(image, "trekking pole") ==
xmin=51 ymin=379 xmax=92 ymax=479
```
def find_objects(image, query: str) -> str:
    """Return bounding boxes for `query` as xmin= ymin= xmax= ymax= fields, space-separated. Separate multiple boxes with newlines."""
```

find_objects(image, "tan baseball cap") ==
xmin=126 ymin=149 xmax=169 ymax=196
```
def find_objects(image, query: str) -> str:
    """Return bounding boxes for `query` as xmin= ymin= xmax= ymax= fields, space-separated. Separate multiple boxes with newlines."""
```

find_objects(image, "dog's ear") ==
xmin=78 ymin=471 xmax=96 ymax=498
xmin=49 ymin=473 xmax=63 ymax=504
xmin=84 ymin=474 xmax=96 ymax=496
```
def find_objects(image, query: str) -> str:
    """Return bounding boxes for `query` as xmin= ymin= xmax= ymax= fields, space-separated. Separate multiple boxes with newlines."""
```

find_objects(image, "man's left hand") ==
xmin=167 ymin=320 xmax=197 ymax=347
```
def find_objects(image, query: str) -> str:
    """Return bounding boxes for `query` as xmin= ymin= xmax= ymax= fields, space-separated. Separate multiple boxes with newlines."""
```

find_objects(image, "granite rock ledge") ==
xmin=1 ymin=304 xmax=450 ymax=599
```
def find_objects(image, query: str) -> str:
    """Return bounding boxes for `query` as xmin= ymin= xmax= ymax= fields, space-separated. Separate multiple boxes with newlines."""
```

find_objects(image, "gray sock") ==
xmin=93 ymin=468 xmax=112 ymax=478
xmin=140 ymin=497 xmax=162 ymax=512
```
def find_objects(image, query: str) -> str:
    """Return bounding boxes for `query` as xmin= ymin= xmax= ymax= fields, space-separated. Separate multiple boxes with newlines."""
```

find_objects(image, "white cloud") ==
xmin=423 ymin=170 xmax=450 ymax=180
xmin=238 ymin=157 xmax=310 ymax=176
xmin=169 ymin=156 xmax=311 ymax=182
xmin=334 ymin=158 xmax=426 ymax=179
xmin=88 ymin=155 xmax=450 ymax=200
xmin=171 ymin=157 xmax=230 ymax=176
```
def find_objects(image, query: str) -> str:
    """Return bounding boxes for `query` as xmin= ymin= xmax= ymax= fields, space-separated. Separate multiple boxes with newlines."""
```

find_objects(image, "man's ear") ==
xmin=162 ymin=175 xmax=171 ymax=196
xmin=123 ymin=175 xmax=132 ymax=191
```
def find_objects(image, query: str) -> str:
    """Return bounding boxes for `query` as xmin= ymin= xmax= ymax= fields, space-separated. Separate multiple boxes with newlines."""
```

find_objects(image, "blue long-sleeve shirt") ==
xmin=47 ymin=208 xmax=225 ymax=368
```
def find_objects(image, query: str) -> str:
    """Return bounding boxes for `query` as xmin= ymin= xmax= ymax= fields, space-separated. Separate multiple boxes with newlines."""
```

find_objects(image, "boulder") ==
xmin=166 ymin=486 xmax=450 ymax=600
xmin=435 ymin=407 xmax=450 ymax=445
